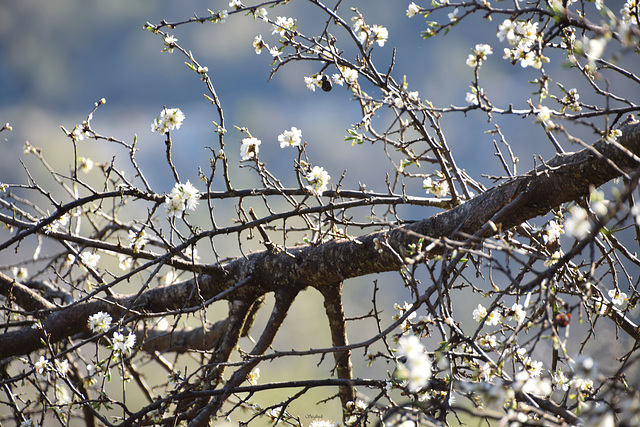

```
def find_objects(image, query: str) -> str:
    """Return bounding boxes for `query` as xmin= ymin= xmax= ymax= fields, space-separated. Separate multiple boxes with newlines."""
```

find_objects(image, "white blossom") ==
xmin=12 ymin=266 xmax=28 ymax=281
xmin=466 ymin=43 xmax=493 ymax=67
xmin=544 ymin=250 xmax=563 ymax=267
xmin=407 ymin=2 xmax=420 ymax=17
xmin=43 ymin=213 xmax=70 ymax=235
xmin=562 ymin=88 xmax=581 ymax=112
xmin=128 ymin=229 xmax=148 ymax=252
xmin=160 ymin=270 xmax=177 ymax=286
xmin=34 ymin=356 xmax=50 ymax=379
xmin=472 ymin=304 xmax=488 ymax=322
xmin=253 ymin=35 xmax=266 ymax=54
xmin=631 ymin=204 xmax=640 ymax=225
xmin=478 ymin=334 xmax=497 ymax=350
xmin=564 ymin=206 xmax=590 ymax=239
xmin=511 ymin=303 xmax=526 ymax=323
xmin=552 ymin=368 xmax=570 ymax=391
xmin=608 ymin=289 xmax=627 ymax=305
xmin=536 ymin=105 xmax=552 ymax=123
xmin=305 ymin=166 xmax=330 ymax=195
xmin=423 ymin=176 xmax=449 ymax=197
xmin=79 ymin=157 xmax=94 ymax=173
xmin=523 ymin=357 xmax=543 ymax=378
xmin=165 ymin=181 xmax=200 ymax=215
xmin=370 ymin=25 xmax=389 ymax=47
xmin=163 ymin=35 xmax=178 ymax=53
xmin=247 ymin=367 xmax=260 ymax=385
xmin=240 ymin=137 xmax=261 ymax=160
xmin=79 ymin=251 xmax=101 ymax=269
xmin=590 ymin=189 xmax=609 ymax=217
xmin=304 ymin=74 xmax=322 ymax=91
xmin=184 ymin=246 xmax=200 ymax=262
xmin=254 ymin=7 xmax=268 ymax=21
xmin=88 ymin=311 xmax=112 ymax=333
xmin=55 ymin=384 xmax=71 ymax=405
xmin=112 ymin=331 xmax=136 ymax=356
xmin=448 ymin=8 xmax=459 ymax=21
xmin=485 ymin=310 xmax=501 ymax=326
xmin=339 ymin=67 xmax=358 ymax=85
xmin=151 ymin=107 xmax=185 ymax=134
xmin=278 ymin=127 xmax=302 ymax=148
xmin=395 ymin=334 xmax=432 ymax=392
xmin=268 ymin=46 xmax=281 ymax=58
xmin=543 ymin=219 xmax=564 ymax=244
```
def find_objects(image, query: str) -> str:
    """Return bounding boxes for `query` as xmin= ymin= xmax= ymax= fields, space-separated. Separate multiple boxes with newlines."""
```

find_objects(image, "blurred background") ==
xmin=1 ymin=0 xmax=639 ymax=425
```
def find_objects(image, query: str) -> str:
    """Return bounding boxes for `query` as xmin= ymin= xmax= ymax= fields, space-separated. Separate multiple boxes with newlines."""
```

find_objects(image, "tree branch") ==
xmin=1 ymin=122 xmax=638 ymax=360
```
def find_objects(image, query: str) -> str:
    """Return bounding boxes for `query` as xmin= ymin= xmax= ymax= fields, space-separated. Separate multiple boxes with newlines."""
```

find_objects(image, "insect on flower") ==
xmin=321 ymin=74 xmax=332 ymax=92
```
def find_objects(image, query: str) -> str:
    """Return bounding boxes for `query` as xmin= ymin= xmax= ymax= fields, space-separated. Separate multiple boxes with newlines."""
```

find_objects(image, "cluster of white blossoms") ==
xmin=394 ymin=334 xmax=432 ymax=392
xmin=544 ymin=249 xmax=564 ymax=267
xmin=278 ymin=127 xmax=302 ymax=148
xmin=422 ymin=174 xmax=449 ymax=197
xmin=305 ymin=166 xmax=330 ymax=195
xmin=128 ymin=229 xmax=148 ymax=252
xmin=543 ymin=219 xmax=564 ymax=244
xmin=332 ymin=66 xmax=359 ymax=87
xmin=252 ymin=35 xmax=282 ymax=58
xmin=151 ymin=107 xmax=185 ymax=134
xmin=344 ymin=399 xmax=368 ymax=426
xmin=304 ymin=74 xmax=323 ymax=91
xmin=540 ymin=187 xmax=628 ymax=248
xmin=498 ymin=19 xmax=549 ymax=69
xmin=466 ymin=43 xmax=493 ymax=68
xmin=165 ymin=181 xmax=200 ymax=216
xmin=43 ymin=212 xmax=69 ymax=235
xmin=560 ymin=87 xmax=581 ymax=113
xmin=352 ymin=16 xmax=389 ymax=47
xmin=210 ymin=10 xmax=228 ymax=24
xmin=473 ymin=303 xmax=526 ymax=326
xmin=111 ymin=330 xmax=136 ymax=358
xmin=621 ymin=0 xmax=638 ymax=24
xmin=88 ymin=311 xmax=112 ymax=334
xmin=272 ymin=16 xmax=295 ymax=37
xmin=72 ymin=122 xmax=92 ymax=141
xmin=392 ymin=90 xmax=420 ymax=109
xmin=240 ymin=136 xmax=261 ymax=160
xmin=472 ymin=304 xmax=501 ymax=326
xmin=513 ymin=370 xmax=551 ymax=395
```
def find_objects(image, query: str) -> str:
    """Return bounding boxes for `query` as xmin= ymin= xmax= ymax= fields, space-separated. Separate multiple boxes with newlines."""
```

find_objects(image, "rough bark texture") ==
xmin=1 ymin=122 xmax=638 ymax=360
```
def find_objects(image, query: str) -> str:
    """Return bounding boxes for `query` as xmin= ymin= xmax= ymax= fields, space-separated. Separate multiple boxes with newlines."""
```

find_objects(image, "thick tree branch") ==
xmin=1 ymin=122 xmax=638 ymax=360
xmin=320 ymin=281 xmax=356 ymax=412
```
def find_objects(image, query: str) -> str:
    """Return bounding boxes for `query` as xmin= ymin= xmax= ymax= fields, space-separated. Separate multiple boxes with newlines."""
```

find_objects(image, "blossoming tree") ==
xmin=1 ymin=0 xmax=640 ymax=426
